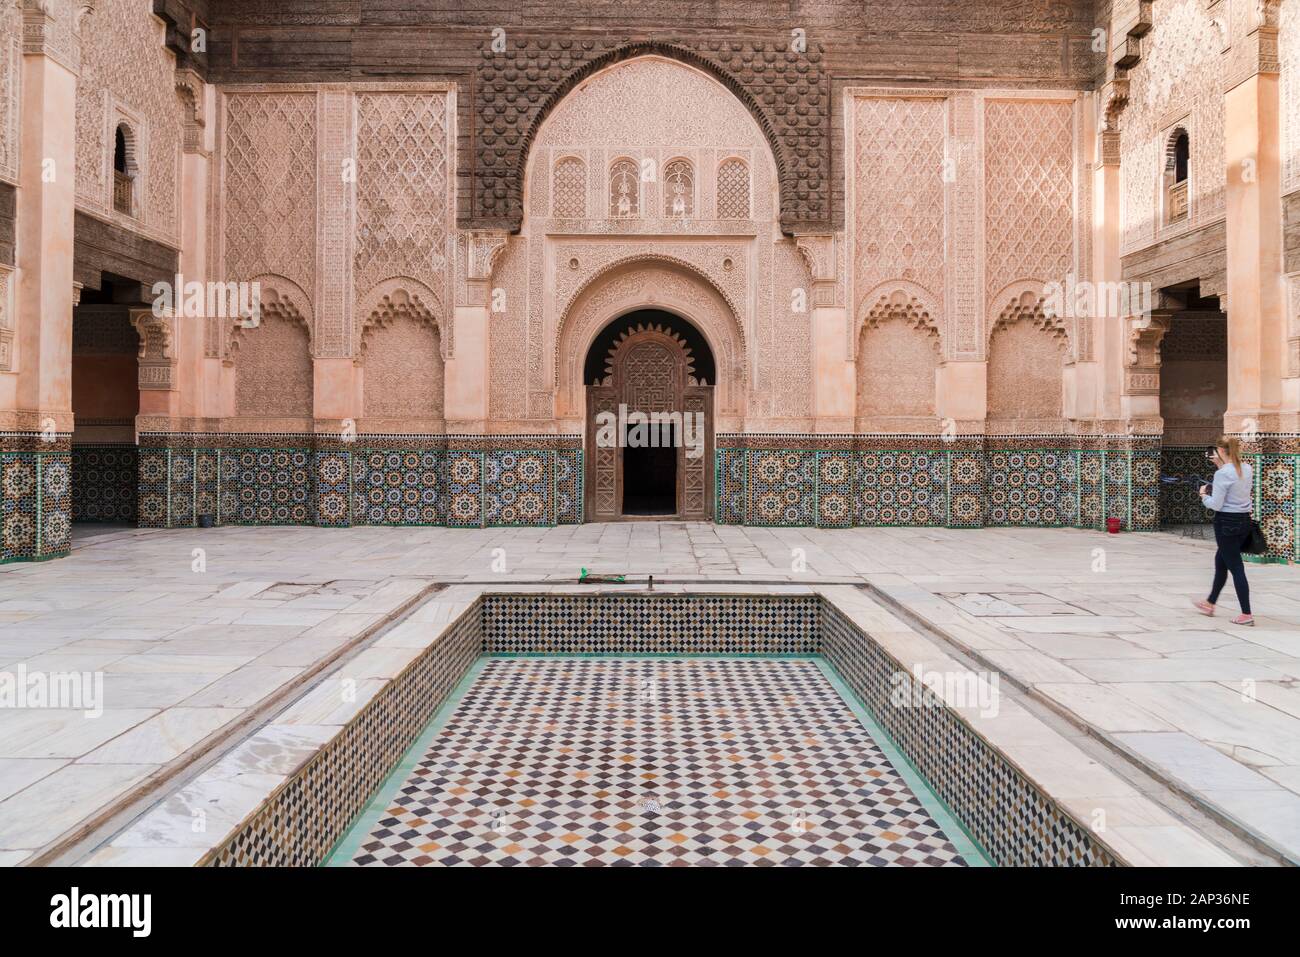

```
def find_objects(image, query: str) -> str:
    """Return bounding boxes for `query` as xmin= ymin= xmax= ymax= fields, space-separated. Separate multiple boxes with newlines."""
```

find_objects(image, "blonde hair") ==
xmin=1217 ymin=435 xmax=1244 ymax=479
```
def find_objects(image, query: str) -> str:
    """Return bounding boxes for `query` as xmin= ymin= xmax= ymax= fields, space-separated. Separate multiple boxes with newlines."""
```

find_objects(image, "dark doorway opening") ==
xmin=622 ymin=421 xmax=677 ymax=515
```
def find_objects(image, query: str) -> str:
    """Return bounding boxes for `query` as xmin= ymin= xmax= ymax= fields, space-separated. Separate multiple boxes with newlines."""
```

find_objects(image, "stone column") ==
xmin=445 ymin=232 xmax=505 ymax=431
xmin=174 ymin=68 xmax=212 ymax=425
xmin=2 ymin=1 xmax=80 ymax=435
xmin=1223 ymin=8 xmax=1286 ymax=433
xmin=1093 ymin=80 xmax=1129 ymax=429
xmin=796 ymin=235 xmax=853 ymax=432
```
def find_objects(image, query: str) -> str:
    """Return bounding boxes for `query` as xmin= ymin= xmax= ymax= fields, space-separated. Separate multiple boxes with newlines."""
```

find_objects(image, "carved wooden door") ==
xmin=584 ymin=322 xmax=713 ymax=521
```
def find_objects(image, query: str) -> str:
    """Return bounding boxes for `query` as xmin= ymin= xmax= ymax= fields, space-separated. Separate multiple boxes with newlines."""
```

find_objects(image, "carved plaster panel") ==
xmin=1120 ymin=0 xmax=1226 ymax=255
xmin=74 ymin=0 xmax=181 ymax=245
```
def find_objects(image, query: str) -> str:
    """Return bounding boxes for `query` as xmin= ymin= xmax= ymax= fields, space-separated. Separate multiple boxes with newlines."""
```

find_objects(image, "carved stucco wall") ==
xmin=75 ymin=0 xmax=182 ymax=245
xmin=1119 ymin=0 xmax=1226 ymax=256
xmin=471 ymin=39 xmax=828 ymax=234
xmin=856 ymin=295 xmax=941 ymax=426
xmin=1284 ymin=0 xmax=1300 ymax=195
xmin=848 ymin=88 xmax=1086 ymax=427
xmin=505 ymin=55 xmax=816 ymax=428
xmin=231 ymin=311 xmax=313 ymax=419
xmin=214 ymin=85 xmax=454 ymax=407
xmin=987 ymin=317 xmax=1069 ymax=426
xmin=0 ymin=1 xmax=20 ymax=185
xmin=361 ymin=315 xmax=444 ymax=422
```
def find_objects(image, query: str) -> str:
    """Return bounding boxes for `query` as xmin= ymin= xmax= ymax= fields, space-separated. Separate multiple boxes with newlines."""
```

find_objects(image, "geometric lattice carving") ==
xmin=552 ymin=156 xmax=586 ymax=217
xmin=600 ymin=322 xmax=697 ymax=390
xmin=984 ymin=99 xmax=1074 ymax=306
xmin=223 ymin=93 xmax=317 ymax=295
xmin=1120 ymin=0 xmax=1225 ymax=254
xmin=354 ymin=92 xmax=450 ymax=301
xmin=852 ymin=97 xmax=947 ymax=319
xmin=716 ymin=158 xmax=750 ymax=219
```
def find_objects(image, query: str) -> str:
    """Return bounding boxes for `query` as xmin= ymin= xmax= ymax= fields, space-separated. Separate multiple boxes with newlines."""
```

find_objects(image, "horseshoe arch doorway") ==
xmin=583 ymin=309 xmax=715 ymax=521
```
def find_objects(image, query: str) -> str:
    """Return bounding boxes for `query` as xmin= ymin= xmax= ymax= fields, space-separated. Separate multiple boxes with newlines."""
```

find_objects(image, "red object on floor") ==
xmin=1106 ymin=517 xmax=1122 ymax=534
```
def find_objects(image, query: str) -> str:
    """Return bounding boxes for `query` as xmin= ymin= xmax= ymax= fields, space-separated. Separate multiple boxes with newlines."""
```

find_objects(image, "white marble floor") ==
xmin=0 ymin=520 xmax=1297 ymax=864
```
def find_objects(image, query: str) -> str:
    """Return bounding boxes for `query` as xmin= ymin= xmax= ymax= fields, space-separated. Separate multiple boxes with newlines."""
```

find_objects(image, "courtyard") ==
xmin=0 ymin=522 xmax=1295 ymax=867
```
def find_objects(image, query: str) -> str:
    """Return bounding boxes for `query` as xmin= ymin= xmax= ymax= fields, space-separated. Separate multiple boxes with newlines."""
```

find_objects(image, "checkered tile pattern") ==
xmin=345 ymin=658 xmax=970 ymax=867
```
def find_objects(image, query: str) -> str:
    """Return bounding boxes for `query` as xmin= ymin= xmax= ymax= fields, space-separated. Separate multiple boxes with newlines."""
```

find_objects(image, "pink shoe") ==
xmin=1193 ymin=600 xmax=1215 ymax=617
xmin=1231 ymin=614 xmax=1254 ymax=627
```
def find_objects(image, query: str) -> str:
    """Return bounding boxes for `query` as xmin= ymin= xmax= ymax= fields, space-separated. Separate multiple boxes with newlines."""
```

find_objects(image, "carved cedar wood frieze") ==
xmin=472 ymin=39 xmax=829 ymax=234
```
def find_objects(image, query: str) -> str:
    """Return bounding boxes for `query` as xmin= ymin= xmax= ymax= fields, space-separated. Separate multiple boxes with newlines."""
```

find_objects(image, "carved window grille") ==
xmin=113 ymin=123 xmax=138 ymax=218
xmin=1163 ymin=127 xmax=1190 ymax=225
xmin=716 ymin=158 xmax=750 ymax=219
xmin=663 ymin=159 xmax=694 ymax=218
xmin=553 ymin=156 xmax=586 ymax=218
xmin=609 ymin=158 xmax=640 ymax=218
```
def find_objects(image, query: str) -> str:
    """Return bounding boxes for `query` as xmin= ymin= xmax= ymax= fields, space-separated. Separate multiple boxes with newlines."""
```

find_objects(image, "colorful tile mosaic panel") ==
xmin=484 ymin=450 xmax=551 ymax=527
xmin=715 ymin=447 xmax=746 ymax=524
xmin=137 ymin=448 xmax=169 ymax=529
xmin=819 ymin=600 xmax=1116 ymax=866
xmin=71 ymin=445 xmax=138 ymax=523
xmin=315 ymin=450 xmax=352 ymax=527
xmin=1159 ymin=447 xmax=1214 ymax=526
xmin=340 ymin=657 xmax=973 ymax=867
xmin=203 ymin=606 xmax=483 ymax=867
xmin=443 ymin=450 xmax=484 ymax=527
xmin=945 ymin=450 xmax=984 ymax=528
xmin=1 ymin=451 xmax=71 ymax=562
xmin=816 ymin=451 xmax=854 ymax=528
xmin=747 ymin=449 xmax=816 ymax=526
xmin=1077 ymin=450 xmax=1104 ymax=530
xmin=985 ymin=450 xmax=1070 ymax=527
xmin=1130 ymin=449 xmax=1161 ymax=532
xmin=858 ymin=450 xmax=947 ymax=527
xmin=554 ymin=449 xmax=583 ymax=525
xmin=1257 ymin=453 xmax=1299 ymax=563
xmin=231 ymin=449 xmax=312 ymax=525
xmin=482 ymin=593 xmax=819 ymax=655
xmin=353 ymin=450 xmax=442 ymax=526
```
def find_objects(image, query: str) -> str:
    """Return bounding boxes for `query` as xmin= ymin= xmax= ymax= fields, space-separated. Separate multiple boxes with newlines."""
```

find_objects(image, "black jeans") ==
xmin=1208 ymin=512 xmax=1251 ymax=615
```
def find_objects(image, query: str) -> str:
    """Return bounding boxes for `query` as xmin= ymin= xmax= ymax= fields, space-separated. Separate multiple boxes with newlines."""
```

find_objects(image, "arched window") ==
xmin=552 ymin=156 xmax=586 ymax=218
xmin=663 ymin=159 xmax=694 ymax=217
xmin=609 ymin=158 xmax=640 ymax=217
xmin=716 ymin=158 xmax=750 ymax=219
xmin=1164 ymin=127 xmax=1189 ymax=225
xmin=113 ymin=123 xmax=137 ymax=217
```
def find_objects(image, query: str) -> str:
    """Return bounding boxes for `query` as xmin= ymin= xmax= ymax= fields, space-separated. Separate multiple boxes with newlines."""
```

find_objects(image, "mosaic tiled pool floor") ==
xmin=327 ymin=657 xmax=988 ymax=867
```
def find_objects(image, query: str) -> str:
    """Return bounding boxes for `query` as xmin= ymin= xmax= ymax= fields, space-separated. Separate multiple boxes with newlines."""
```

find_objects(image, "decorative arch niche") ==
xmin=357 ymin=280 xmax=446 ymax=425
xmin=228 ymin=276 xmax=314 ymax=421
xmin=855 ymin=286 xmax=942 ymax=429
xmin=986 ymin=289 xmax=1069 ymax=428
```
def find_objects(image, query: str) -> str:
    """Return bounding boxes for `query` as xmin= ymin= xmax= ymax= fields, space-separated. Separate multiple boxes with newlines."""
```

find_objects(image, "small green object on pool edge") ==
xmin=579 ymin=567 xmax=626 ymax=583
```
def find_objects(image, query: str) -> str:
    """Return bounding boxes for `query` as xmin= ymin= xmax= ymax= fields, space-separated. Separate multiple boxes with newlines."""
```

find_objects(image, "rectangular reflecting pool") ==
xmin=327 ymin=656 xmax=989 ymax=867
xmin=199 ymin=592 xmax=1118 ymax=867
